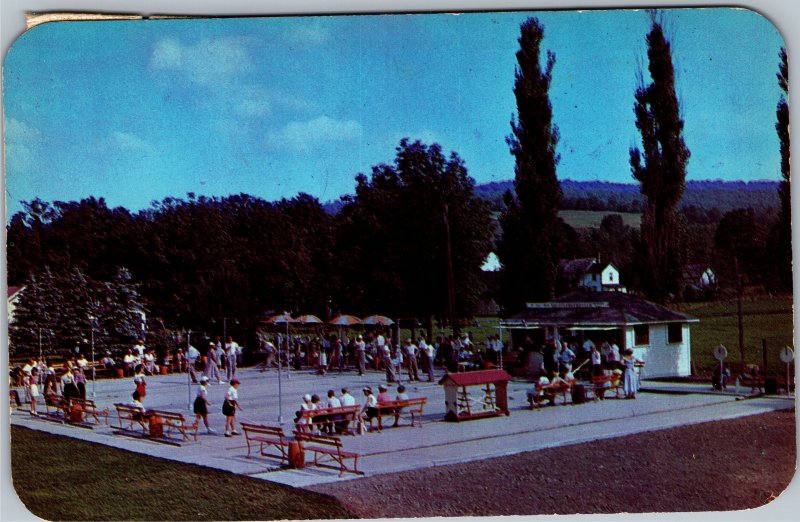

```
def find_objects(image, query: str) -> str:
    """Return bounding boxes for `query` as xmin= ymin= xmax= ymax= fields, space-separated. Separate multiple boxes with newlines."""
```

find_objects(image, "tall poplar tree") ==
xmin=629 ymin=15 xmax=690 ymax=300
xmin=498 ymin=17 xmax=563 ymax=313
xmin=774 ymin=47 xmax=791 ymax=290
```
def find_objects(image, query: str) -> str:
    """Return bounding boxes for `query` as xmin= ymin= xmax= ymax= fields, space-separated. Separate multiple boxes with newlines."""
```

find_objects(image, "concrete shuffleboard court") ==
xmin=9 ymin=368 xmax=795 ymax=488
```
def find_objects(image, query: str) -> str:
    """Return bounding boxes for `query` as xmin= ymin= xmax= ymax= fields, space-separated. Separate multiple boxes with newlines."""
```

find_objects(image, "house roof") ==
xmin=438 ymin=369 xmax=513 ymax=386
xmin=7 ymin=286 xmax=23 ymax=300
xmin=559 ymin=258 xmax=596 ymax=280
xmin=685 ymin=264 xmax=712 ymax=280
xmin=502 ymin=291 xmax=698 ymax=328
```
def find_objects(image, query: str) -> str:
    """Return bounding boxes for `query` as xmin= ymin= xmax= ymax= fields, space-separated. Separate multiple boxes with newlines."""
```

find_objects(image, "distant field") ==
xmin=558 ymin=210 xmax=641 ymax=229
xmin=677 ymin=297 xmax=794 ymax=374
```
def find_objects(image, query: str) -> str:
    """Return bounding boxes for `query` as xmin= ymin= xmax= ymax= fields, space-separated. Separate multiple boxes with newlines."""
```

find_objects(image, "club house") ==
xmin=500 ymin=291 xmax=699 ymax=378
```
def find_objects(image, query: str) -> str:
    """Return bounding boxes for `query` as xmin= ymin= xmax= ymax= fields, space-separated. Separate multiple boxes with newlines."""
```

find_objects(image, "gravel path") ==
xmin=310 ymin=410 xmax=796 ymax=517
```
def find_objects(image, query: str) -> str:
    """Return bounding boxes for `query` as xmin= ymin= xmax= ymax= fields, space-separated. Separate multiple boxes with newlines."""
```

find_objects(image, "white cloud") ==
xmin=110 ymin=131 xmax=152 ymax=152
xmin=286 ymin=22 xmax=331 ymax=46
xmin=233 ymin=86 xmax=271 ymax=118
xmin=5 ymin=118 xmax=42 ymax=173
xmin=149 ymin=37 xmax=253 ymax=86
xmin=5 ymin=117 xmax=41 ymax=143
xmin=266 ymin=116 xmax=363 ymax=153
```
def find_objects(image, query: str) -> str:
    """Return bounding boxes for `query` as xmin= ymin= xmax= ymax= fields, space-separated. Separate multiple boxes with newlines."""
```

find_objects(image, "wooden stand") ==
xmin=439 ymin=370 xmax=512 ymax=421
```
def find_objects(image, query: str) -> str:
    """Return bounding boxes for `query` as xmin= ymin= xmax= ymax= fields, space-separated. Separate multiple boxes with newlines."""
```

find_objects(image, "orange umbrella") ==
xmin=328 ymin=315 xmax=362 ymax=326
xmin=295 ymin=314 xmax=324 ymax=324
xmin=361 ymin=315 xmax=394 ymax=326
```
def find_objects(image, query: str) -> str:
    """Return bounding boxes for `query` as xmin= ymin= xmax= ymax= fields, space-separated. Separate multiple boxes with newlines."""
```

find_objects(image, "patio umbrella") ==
xmin=328 ymin=315 xmax=362 ymax=326
xmin=361 ymin=315 xmax=394 ymax=326
xmin=295 ymin=314 xmax=324 ymax=324
xmin=329 ymin=315 xmax=362 ymax=341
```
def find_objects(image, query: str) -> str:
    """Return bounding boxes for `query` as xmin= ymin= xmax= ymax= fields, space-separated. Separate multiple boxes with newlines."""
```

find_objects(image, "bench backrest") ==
xmin=294 ymin=431 xmax=342 ymax=448
xmin=114 ymin=403 xmax=144 ymax=417
xmin=70 ymin=398 xmax=97 ymax=409
xmin=241 ymin=423 xmax=285 ymax=439
xmin=148 ymin=410 xmax=186 ymax=423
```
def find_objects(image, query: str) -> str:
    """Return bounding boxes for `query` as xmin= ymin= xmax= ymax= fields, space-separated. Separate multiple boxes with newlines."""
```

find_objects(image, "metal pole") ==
xmin=187 ymin=331 xmax=192 ymax=411
xmin=278 ymin=321 xmax=286 ymax=424
xmin=91 ymin=327 xmax=96 ymax=400
xmin=38 ymin=328 xmax=42 ymax=365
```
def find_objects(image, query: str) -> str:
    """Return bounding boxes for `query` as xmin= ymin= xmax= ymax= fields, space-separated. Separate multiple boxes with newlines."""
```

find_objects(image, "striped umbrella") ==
xmin=361 ymin=315 xmax=394 ymax=326
xmin=295 ymin=314 xmax=324 ymax=324
xmin=328 ymin=315 xmax=362 ymax=326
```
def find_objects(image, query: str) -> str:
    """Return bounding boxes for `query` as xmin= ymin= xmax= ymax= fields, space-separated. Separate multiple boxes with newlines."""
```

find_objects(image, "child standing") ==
xmin=28 ymin=367 xmax=40 ymax=416
xmin=222 ymin=378 xmax=242 ymax=437
xmin=194 ymin=376 xmax=215 ymax=434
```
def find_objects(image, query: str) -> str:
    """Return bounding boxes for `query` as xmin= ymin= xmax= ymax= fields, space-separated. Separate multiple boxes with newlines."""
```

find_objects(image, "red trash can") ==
xmin=288 ymin=442 xmax=305 ymax=468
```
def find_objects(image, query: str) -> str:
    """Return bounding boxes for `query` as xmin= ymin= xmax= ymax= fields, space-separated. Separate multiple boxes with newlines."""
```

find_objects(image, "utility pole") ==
xmin=444 ymin=205 xmax=458 ymax=337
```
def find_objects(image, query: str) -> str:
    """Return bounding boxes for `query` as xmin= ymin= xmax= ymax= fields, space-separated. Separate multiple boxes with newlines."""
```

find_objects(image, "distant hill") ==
xmin=473 ymin=179 xmax=780 ymax=214
xmin=324 ymin=179 xmax=780 ymax=215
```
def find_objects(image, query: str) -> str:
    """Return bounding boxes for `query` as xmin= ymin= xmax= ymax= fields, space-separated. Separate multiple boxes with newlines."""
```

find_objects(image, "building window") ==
xmin=668 ymin=323 xmax=683 ymax=344
xmin=634 ymin=325 xmax=649 ymax=346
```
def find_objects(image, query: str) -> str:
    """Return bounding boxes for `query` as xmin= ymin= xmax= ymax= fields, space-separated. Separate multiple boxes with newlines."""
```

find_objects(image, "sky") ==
xmin=3 ymin=8 xmax=786 ymax=217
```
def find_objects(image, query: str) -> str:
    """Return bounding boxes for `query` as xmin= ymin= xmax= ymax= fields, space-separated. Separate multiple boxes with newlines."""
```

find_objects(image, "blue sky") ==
xmin=3 ymin=8 xmax=785 ymax=217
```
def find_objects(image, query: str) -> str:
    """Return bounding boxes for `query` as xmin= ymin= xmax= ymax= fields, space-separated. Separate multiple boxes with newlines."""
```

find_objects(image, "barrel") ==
xmin=572 ymin=384 xmax=587 ymax=405
xmin=288 ymin=442 xmax=305 ymax=468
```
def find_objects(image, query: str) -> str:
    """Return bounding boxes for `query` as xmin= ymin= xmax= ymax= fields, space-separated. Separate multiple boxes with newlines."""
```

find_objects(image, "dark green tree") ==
xmin=498 ymin=17 xmax=563 ymax=312
xmin=629 ymin=14 xmax=690 ymax=300
xmin=59 ymin=267 xmax=105 ymax=354
xmin=102 ymin=267 xmax=145 ymax=352
xmin=773 ymin=47 xmax=791 ymax=290
xmin=336 ymin=139 xmax=493 ymax=328
xmin=8 ymin=267 xmax=61 ymax=355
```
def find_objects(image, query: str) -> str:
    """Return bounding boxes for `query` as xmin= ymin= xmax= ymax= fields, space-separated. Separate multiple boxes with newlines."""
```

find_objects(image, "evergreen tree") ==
xmin=498 ymin=17 xmax=563 ymax=312
xmin=774 ymin=47 xmax=791 ymax=290
xmin=629 ymin=15 xmax=690 ymax=300
xmin=102 ymin=267 xmax=145 ymax=352
xmin=8 ymin=268 xmax=61 ymax=355
xmin=59 ymin=267 xmax=104 ymax=354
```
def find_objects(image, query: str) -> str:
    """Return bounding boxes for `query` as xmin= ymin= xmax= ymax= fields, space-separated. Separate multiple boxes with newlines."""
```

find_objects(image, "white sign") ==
xmin=779 ymin=346 xmax=794 ymax=364
xmin=713 ymin=344 xmax=728 ymax=362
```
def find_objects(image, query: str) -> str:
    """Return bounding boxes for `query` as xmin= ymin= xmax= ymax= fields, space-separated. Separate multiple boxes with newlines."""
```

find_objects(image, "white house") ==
xmin=500 ymin=291 xmax=697 ymax=378
xmin=559 ymin=258 xmax=626 ymax=293
xmin=685 ymin=264 xmax=718 ymax=291
xmin=7 ymin=286 xmax=24 ymax=324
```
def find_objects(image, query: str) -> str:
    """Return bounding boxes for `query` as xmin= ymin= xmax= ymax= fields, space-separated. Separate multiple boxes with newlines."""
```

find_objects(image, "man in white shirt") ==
xmin=404 ymin=339 xmax=420 ymax=382
xmin=133 ymin=340 xmax=145 ymax=358
xmin=419 ymin=335 xmax=435 ymax=382
xmin=186 ymin=344 xmax=201 ymax=383
xmin=355 ymin=335 xmax=367 ymax=376
xmin=225 ymin=336 xmax=239 ymax=381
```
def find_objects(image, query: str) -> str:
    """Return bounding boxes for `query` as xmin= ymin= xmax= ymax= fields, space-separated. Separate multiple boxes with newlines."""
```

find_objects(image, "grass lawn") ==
xmin=677 ymin=296 xmax=794 ymax=374
xmin=10 ymin=426 xmax=355 ymax=521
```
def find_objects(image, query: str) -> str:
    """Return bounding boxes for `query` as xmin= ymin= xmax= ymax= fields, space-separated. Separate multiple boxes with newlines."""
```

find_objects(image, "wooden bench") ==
xmin=293 ymin=431 xmax=362 ymax=477
xmin=45 ymin=395 xmax=72 ymax=418
xmin=296 ymin=406 xmax=360 ymax=435
xmin=147 ymin=409 xmax=199 ymax=442
xmin=68 ymin=398 xmax=109 ymax=425
xmin=374 ymin=398 xmax=427 ymax=431
xmin=534 ymin=379 xmax=575 ymax=407
xmin=735 ymin=375 xmax=765 ymax=394
xmin=241 ymin=423 xmax=291 ymax=465
xmin=592 ymin=374 xmax=623 ymax=400
xmin=113 ymin=403 xmax=149 ymax=434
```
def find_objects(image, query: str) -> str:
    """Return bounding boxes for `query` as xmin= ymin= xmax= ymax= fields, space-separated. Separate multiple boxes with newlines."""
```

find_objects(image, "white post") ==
xmin=187 ymin=330 xmax=192 ymax=411
xmin=90 ymin=327 xmax=96 ymax=400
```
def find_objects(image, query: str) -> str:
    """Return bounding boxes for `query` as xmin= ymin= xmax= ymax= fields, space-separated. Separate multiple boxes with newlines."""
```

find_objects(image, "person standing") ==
xmin=223 ymin=378 xmax=242 ymax=437
xmin=194 ymin=376 xmax=215 ymax=434
xmin=133 ymin=366 xmax=147 ymax=403
xmin=204 ymin=342 xmax=222 ymax=384
xmin=404 ymin=339 xmax=420 ymax=382
xmin=622 ymin=349 xmax=642 ymax=399
xmin=186 ymin=343 xmax=201 ymax=383
xmin=28 ymin=367 xmax=40 ymax=416
xmin=381 ymin=343 xmax=396 ymax=383
xmin=420 ymin=335 xmax=435 ymax=382
xmin=355 ymin=335 xmax=367 ymax=376
xmin=224 ymin=336 xmax=239 ymax=382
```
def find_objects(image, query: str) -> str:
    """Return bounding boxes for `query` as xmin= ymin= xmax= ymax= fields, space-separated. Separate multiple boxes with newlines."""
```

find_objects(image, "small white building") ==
xmin=500 ymin=291 xmax=697 ymax=378
xmin=559 ymin=258 xmax=626 ymax=293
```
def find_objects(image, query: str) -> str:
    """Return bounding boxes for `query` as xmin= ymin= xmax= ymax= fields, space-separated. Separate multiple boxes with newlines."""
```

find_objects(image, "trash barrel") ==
xmin=572 ymin=384 xmax=587 ymax=405
xmin=288 ymin=441 xmax=305 ymax=468
xmin=149 ymin=415 xmax=164 ymax=438
xmin=765 ymin=378 xmax=778 ymax=395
